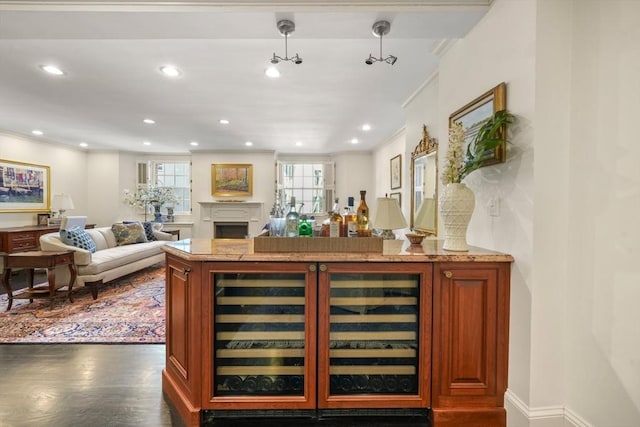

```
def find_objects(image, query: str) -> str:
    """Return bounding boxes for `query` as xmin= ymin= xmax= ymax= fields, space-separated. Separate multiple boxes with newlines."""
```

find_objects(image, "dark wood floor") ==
xmin=0 ymin=344 xmax=183 ymax=427
xmin=0 ymin=344 xmax=431 ymax=427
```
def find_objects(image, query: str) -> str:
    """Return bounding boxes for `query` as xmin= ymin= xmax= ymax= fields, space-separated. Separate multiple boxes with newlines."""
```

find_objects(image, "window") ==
xmin=138 ymin=160 xmax=191 ymax=213
xmin=276 ymin=161 xmax=334 ymax=215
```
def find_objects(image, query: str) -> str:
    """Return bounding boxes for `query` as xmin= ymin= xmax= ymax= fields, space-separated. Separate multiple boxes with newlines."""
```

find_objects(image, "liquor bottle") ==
xmin=356 ymin=190 xmax=369 ymax=234
xmin=298 ymin=215 xmax=312 ymax=237
xmin=329 ymin=198 xmax=343 ymax=237
xmin=285 ymin=196 xmax=299 ymax=237
xmin=344 ymin=196 xmax=358 ymax=237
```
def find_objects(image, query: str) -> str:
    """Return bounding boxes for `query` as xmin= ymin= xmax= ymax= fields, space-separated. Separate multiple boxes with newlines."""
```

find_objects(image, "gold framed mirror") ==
xmin=410 ymin=125 xmax=438 ymax=235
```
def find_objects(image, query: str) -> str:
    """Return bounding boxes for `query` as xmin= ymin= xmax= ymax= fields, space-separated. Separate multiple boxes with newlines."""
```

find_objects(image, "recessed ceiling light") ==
xmin=40 ymin=65 xmax=65 ymax=76
xmin=79 ymin=142 xmax=88 ymax=148
xmin=190 ymin=141 xmax=199 ymax=146
xmin=265 ymin=67 xmax=280 ymax=78
xmin=32 ymin=130 xmax=43 ymax=136
xmin=143 ymin=141 xmax=152 ymax=146
xmin=143 ymin=118 xmax=155 ymax=124
xmin=295 ymin=141 xmax=303 ymax=147
xmin=219 ymin=119 xmax=230 ymax=125
xmin=361 ymin=124 xmax=371 ymax=131
xmin=160 ymin=65 xmax=181 ymax=77
xmin=351 ymin=138 xmax=359 ymax=144
xmin=245 ymin=141 xmax=253 ymax=147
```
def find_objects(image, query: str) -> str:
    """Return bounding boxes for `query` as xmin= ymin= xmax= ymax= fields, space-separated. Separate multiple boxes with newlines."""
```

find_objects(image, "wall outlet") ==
xmin=488 ymin=197 xmax=500 ymax=217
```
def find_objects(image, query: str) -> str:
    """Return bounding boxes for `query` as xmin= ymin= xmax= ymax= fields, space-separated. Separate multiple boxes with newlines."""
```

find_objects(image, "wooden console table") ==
xmin=2 ymin=250 xmax=77 ymax=311
xmin=162 ymin=239 xmax=513 ymax=427
xmin=0 ymin=224 xmax=95 ymax=254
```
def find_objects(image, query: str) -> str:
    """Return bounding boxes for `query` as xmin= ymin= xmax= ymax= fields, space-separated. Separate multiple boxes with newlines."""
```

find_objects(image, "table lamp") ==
xmin=372 ymin=197 xmax=407 ymax=240
xmin=51 ymin=193 xmax=75 ymax=217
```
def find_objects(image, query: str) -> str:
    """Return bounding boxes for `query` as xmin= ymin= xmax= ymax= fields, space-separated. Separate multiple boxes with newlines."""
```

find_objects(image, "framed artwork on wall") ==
xmin=211 ymin=163 xmax=253 ymax=197
xmin=390 ymin=154 xmax=401 ymax=189
xmin=0 ymin=159 xmax=50 ymax=212
xmin=449 ymin=82 xmax=507 ymax=167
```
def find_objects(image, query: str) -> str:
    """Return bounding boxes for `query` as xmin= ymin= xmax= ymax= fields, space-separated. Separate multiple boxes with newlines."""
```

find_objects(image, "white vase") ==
xmin=439 ymin=183 xmax=475 ymax=251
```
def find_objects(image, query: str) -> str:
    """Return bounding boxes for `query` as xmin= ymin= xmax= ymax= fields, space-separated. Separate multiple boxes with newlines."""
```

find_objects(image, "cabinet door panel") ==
xmin=432 ymin=262 xmax=510 ymax=410
xmin=318 ymin=262 xmax=431 ymax=409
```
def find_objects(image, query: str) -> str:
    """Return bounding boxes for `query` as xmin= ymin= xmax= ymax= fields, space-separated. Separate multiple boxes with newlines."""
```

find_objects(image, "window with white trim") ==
xmin=276 ymin=161 xmax=334 ymax=215
xmin=137 ymin=160 xmax=191 ymax=213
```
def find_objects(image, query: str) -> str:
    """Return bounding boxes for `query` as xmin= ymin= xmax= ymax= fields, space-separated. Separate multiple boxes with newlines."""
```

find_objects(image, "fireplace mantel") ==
xmin=197 ymin=201 xmax=264 ymax=237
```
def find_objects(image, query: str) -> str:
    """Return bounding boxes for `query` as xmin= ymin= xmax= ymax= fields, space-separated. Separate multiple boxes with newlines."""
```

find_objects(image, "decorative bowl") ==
xmin=405 ymin=232 xmax=426 ymax=245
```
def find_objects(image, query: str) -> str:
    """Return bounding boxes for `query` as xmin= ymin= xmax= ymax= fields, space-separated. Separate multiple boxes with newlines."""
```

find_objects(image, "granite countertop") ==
xmin=163 ymin=238 xmax=514 ymax=263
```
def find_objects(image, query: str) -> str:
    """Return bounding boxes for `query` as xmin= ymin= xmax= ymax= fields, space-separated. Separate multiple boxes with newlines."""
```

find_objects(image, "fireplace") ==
xmin=214 ymin=222 xmax=249 ymax=239
xmin=198 ymin=201 xmax=264 ymax=239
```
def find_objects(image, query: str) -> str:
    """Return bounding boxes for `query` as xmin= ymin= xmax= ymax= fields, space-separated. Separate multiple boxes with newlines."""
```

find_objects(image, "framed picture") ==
xmin=449 ymin=82 xmax=507 ymax=167
xmin=390 ymin=154 xmax=401 ymax=189
xmin=389 ymin=192 xmax=401 ymax=206
xmin=0 ymin=159 xmax=50 ymax=212
xmin=37 ymin=213 xmax=50 ymax=225
xmin=211 ymin=163 xmax=253 ymax=197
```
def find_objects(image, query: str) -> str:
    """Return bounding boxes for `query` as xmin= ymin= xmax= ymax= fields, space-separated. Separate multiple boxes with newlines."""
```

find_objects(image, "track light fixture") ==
xmin=271 ymin=19 xmax=303 ymax=65
xmin=365 ymin=20 xmax=397 ymax=66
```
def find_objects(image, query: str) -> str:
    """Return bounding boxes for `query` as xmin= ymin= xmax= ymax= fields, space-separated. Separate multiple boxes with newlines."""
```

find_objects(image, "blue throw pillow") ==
xmin=142 ymin=221 xmax=158 ymax=241
xmin=60 ymin=226 xmax=97 ymax=253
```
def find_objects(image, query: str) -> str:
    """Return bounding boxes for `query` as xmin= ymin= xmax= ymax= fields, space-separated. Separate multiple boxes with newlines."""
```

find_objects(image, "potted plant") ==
xmin=440 ymin=109 xmax=515 ymax=251
xmin=123 ymin=185 xmax=178 ymax=222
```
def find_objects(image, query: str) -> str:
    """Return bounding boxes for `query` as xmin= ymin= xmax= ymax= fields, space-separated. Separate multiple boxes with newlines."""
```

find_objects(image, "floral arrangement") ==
xmin=123 ymin=184 xmax=178 ymax=209
xmin=441 ymin=109 xmax=515 ymax=184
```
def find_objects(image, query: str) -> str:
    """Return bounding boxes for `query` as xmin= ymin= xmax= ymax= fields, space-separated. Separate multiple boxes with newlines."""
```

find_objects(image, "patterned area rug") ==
xmin=0 ymin=264 xmax=165 ymax=344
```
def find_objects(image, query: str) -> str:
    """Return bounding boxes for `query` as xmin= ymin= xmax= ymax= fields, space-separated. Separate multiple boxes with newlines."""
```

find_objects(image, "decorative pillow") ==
xmin=60 ymin=226 xmax=97 ymax=253
xmin=142 ymin=221 xmax=158 ymax=241
xmin=111 ymin=222 xmax=148 ymax=246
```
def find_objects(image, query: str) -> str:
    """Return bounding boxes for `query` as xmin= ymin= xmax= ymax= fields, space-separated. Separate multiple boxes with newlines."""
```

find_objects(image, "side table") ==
xmin=2 ymin=250 xmax=77 ymax=311
xmin=162 ymin=229 xmax=181 ymax=240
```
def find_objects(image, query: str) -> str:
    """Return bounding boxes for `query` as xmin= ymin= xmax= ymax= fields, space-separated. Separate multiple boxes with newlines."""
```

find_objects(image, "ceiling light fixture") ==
xmin=365 ymin=20 xmax=397 ymax=66
xmin=79 ymin=142 xmax=88 ymax=148
xmin=190 ymin=141 xmax=199 ymax=146
xmin=270 ymin=20 xmax=303 ymax=65
xmin=362 ymin=124 xmax=371 ymax=131
xmin=351 ymin=138 xmax=359 ymax=144
xmin=32 ymin=130 xmax=43 ymax=136
xmin=143 ymin=118 xmax=155 ymax=124
xmin=160 ymin=65 xmax=181 ymax=77
xmin=143 ymin=141 xmax=151 ymax=146
xmin=265 ymin=67 xmax=280 ymax=78
xmin=219 ymin=119 xmax=229 ymax=125
xmin=245 ymin=141 xmax=253 ymax=147
xmin=40 ymin=65 xmax=65 ymax=76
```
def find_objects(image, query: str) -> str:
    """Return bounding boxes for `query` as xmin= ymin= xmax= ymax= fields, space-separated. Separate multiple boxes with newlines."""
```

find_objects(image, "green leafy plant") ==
xmin=442 ymin=109 xmax=515 ymax=184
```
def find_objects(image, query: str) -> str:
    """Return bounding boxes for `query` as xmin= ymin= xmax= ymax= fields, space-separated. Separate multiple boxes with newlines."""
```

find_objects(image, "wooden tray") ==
xmin=253 ymin=236 xmax=383 ymax=253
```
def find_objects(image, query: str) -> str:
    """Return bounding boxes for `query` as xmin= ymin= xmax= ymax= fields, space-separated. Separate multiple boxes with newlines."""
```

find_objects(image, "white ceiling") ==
xmin=0 ymin=1 xmax=490 ymax=154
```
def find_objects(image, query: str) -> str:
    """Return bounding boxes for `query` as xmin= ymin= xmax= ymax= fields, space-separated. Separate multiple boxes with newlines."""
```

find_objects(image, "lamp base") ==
xmin=380 ymin=229 xmax=395 ymax=240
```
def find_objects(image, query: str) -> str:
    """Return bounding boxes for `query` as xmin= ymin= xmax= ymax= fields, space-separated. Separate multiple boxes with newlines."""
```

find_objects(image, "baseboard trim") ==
xmin=505 ymin=390 xmax=593 ymax=427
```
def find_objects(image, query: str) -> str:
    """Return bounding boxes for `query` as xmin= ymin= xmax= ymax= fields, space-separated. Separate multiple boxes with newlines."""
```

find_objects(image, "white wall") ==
xmin=561 ymin=0 xmax=640 ymax=425
xmin=0 ymin=132 xmax=89 ymax=227
xmin=372 ymin=130 xmax=407 ymax=220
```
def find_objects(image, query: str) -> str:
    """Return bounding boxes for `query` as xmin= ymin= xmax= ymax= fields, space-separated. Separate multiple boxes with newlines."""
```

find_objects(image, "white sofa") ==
xmin=40 ymin=226 xmax=175 ymax=299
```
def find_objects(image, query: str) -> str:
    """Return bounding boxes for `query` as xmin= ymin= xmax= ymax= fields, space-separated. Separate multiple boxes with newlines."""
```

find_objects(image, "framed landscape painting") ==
xmin=211 ymin=163 xmax=253 ymax=197
xmin=449 ymin=82 xmax=507 ymax=167
xmin=0 ymin=159 xmax=50 ymax=212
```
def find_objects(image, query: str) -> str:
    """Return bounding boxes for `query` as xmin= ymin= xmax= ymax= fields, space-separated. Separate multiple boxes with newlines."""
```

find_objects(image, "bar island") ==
xmin=162 ymin=238 xmax=513 ymax=427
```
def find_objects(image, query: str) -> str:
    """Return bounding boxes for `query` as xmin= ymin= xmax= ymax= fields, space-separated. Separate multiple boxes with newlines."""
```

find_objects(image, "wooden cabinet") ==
xmin=0 ymin=226 xmax=58 ymax=253
xmin=431 ymin=263 xmax=511 ymax=427
xmin=162 ymin=244 xmax=511 ymax=427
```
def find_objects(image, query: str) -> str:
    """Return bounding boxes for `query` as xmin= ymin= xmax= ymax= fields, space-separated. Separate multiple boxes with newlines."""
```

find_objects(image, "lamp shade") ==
xmin=373 ymin=197 xmax=407 ymax=230
xmin=414 ymin=198 xmax=436 ymax=231
xmin=51 ymin=193 xmax=75 ymax=212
